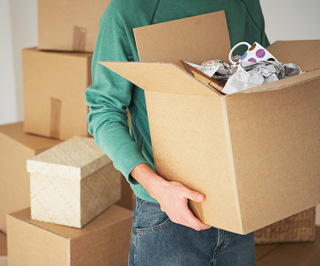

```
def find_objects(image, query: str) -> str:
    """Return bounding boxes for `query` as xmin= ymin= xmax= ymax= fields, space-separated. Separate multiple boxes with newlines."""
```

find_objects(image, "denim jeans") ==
xmin=129 ymin=197 xmax=256 ymax=266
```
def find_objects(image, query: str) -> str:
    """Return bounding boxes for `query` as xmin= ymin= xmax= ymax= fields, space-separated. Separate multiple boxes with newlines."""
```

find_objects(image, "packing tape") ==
xmin=50 ymin=97 xmax=61 ymax=139
xmin=73 ymin=26 xmax=87 ymax=51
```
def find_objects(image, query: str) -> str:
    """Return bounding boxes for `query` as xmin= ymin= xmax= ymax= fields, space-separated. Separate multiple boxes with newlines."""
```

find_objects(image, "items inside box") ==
xmin=179 ymin=42 xmax=303 ymax=95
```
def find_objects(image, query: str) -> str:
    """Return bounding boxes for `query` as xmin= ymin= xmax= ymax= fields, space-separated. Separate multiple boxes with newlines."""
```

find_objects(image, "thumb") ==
xmin=184 ymin=188 xmax=205 ymax=202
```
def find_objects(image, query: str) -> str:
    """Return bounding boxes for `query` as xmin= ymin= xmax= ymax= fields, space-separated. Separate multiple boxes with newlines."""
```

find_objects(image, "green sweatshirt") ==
xmin=85 ymin=0 xmax=269 ymax=203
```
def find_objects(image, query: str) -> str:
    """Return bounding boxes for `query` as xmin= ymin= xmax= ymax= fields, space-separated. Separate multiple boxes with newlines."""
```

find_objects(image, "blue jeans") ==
xmin=129 ymin=197 xmax=256 ymax=266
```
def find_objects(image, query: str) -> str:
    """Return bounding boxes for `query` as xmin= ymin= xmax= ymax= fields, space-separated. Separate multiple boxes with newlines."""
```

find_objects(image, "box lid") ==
xmin=27 ymin=136 xmax=110 ymax=179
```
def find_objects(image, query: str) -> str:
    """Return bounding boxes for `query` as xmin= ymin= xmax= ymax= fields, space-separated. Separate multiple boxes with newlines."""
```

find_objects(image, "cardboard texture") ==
xmin=0 ymin=122 xmax=61 ymax=233
xmin=7 ymin=206 xmax=132 ymax=266
xmin=27 ymin=136 xmax=121 ymax=228
xmin=256 ymin=226 xmax=320 ymax=266
xmin=22 ymin=48 xmax=92 ymax=140
xmin=38 ymin=0 xmax=111 ymax=52
xmin=0 ymin=231 xmax=7 ymax=256
xmin=100 ymin=11 xmax=320 ymax=234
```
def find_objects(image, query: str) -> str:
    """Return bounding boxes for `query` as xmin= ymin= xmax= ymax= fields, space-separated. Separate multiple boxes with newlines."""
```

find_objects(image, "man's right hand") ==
xmin=130 ymin=163 xmax=211 ymax=231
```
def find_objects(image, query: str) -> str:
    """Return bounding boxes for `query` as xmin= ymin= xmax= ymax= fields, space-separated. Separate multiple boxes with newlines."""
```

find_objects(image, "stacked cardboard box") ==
xmin=38 ymin=0 xmax=111 ymax=52
xmin=0 ymin=122 xmax=61 ymax=233
xmin=22 ymin=48 xmax=93 ymax=140
xmin=7 ymin=207 xmax=132 ymax=266
xmin=2 ymin=1 xmax=135 ymax=265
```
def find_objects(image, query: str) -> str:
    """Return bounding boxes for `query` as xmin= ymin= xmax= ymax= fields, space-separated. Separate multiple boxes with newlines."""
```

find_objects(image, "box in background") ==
xmin=22 ymin=48 xmax=92 ymax=140
xmin=0 ymin=231 xmax=7 ymax=256
xmin=256 ymin=226 xmax=320 ymax=266
xmin=116 ymin=175 xmax=136 ymax=211
xmin=101 ymin=11 xmax=320 ymax=234
xmin=0 ymin=231 xmax=7 ymax=266
xmin=255 ymin=207 xmax=316 ymax=244
xmin=0 ymin=122 xmax=61 ymax=233
xmin=38 ymin=0 xmax=111 ymax=52
xmin=7 ymin=206 xmax=132 ymax=266
xmin=27 ymin=136 xmax=121 ymax=228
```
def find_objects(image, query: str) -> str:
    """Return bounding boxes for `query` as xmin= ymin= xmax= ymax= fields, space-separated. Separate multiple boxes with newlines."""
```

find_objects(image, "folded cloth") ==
xmin=222 ymin=61 xmax=303 ymax=94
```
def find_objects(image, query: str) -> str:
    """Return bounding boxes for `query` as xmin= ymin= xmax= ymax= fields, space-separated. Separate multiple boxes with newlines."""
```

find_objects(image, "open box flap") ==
xmin=267 ymin=40 xmax=320 ymax=72
xmin=231 ymin=69 xmax=320 ymax=95
xmin=134 ymin=11 xmax=231 ymax=64
xmin=100 ymin=61 xmax=219 ymax=97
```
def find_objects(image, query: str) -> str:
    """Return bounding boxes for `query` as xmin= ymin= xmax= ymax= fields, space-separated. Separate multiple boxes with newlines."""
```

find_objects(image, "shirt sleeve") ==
xmin=85 ymin=7 xmax=150 ymax=185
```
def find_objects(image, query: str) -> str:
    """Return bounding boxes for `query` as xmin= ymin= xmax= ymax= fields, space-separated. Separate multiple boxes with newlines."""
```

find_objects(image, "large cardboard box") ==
xmin=256 ymin=226 xmax=320 ymax=266
xmin=0 ymin=122 xmax=61 ymax=233
xmin=100 ymin=11 xmax=320 ymax=234
xmin=38 ymin=0 xmax=111 ymax=52
xmin=27 ymin=136 xmax=121 ymax=228
xmin=7 ymin=206 xmax=132 ymax=266
xmin=22 ymin=48 xmax=92 ymax=140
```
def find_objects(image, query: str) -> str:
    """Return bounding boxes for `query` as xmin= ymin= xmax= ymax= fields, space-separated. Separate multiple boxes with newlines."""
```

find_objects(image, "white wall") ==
xmin=0 ymin=0 xmax=37 ymax=126
xmin=1 ymin=0 xmax=320 ymax=224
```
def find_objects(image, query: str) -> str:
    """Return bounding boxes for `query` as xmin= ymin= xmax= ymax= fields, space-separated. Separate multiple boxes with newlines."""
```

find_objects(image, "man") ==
xmin=85 ymin=0 xmax=269 ymax=265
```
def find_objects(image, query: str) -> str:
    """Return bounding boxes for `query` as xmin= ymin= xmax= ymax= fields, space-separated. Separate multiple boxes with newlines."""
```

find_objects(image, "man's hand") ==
xmin=130 ymin=163 xmax=211 ymax=231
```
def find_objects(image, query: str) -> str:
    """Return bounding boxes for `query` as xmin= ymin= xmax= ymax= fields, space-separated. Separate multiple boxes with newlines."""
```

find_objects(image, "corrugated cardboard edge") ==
xmin=221 ymin=98 xmax=243 ymax=234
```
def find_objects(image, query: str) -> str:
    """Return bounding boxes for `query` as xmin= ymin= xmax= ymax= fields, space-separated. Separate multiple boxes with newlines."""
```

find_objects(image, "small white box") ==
xmin=27 ymin=136 xmax=121 ymax=228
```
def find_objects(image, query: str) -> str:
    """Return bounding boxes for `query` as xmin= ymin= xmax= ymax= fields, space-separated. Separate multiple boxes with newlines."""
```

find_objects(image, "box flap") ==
xmin=134 ymin=11 xmax=231 ymax=64
xmin=27 ymin=136 xmax=110 ymax=179
xmin=8 ymin=206 xmax=132 ymax=240
xmin=267 ymin=40 xmax=320 ymax=71
xmin=100 ymin=61 xmax=219 ymax=97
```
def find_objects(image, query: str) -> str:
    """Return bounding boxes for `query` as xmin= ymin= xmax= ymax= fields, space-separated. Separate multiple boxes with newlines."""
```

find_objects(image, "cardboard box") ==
xmin=0 ymin=231 xmax=7 ymax=256
xmin=38 ymin=0 xmax=111 ymax=52
xmin=22 ymin=48 xmax=92 ymax=140
xmin=116 ymin=175 xmax=136 ymax=211
xmin=0 ymin=231 xmax=8 ymax=266
xmin=256 ymin=226 xmax=320 ymax=265
xmin=100 ymin=11 xmax=320 ymax=234
xmin=0 ymin=122 xmax=61 ymax=233
xmin=27 ymin=136 xmax=121 ymax=228
xmin=255 ymin=207 xmax=316 ymax=244
xmin=7 ymin=206 xmax=132 ymax=266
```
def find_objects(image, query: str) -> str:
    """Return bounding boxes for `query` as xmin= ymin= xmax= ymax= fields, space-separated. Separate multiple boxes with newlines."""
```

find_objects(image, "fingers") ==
xmin=171 ymin=181 xmax=205 ymax=203
xmin=170 ymin=202 xmax=211 ymax=231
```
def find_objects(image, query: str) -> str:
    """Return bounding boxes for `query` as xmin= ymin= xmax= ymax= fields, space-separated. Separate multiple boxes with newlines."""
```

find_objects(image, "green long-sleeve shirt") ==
xmin=85 ymin=0 xmax=269 ymax=203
